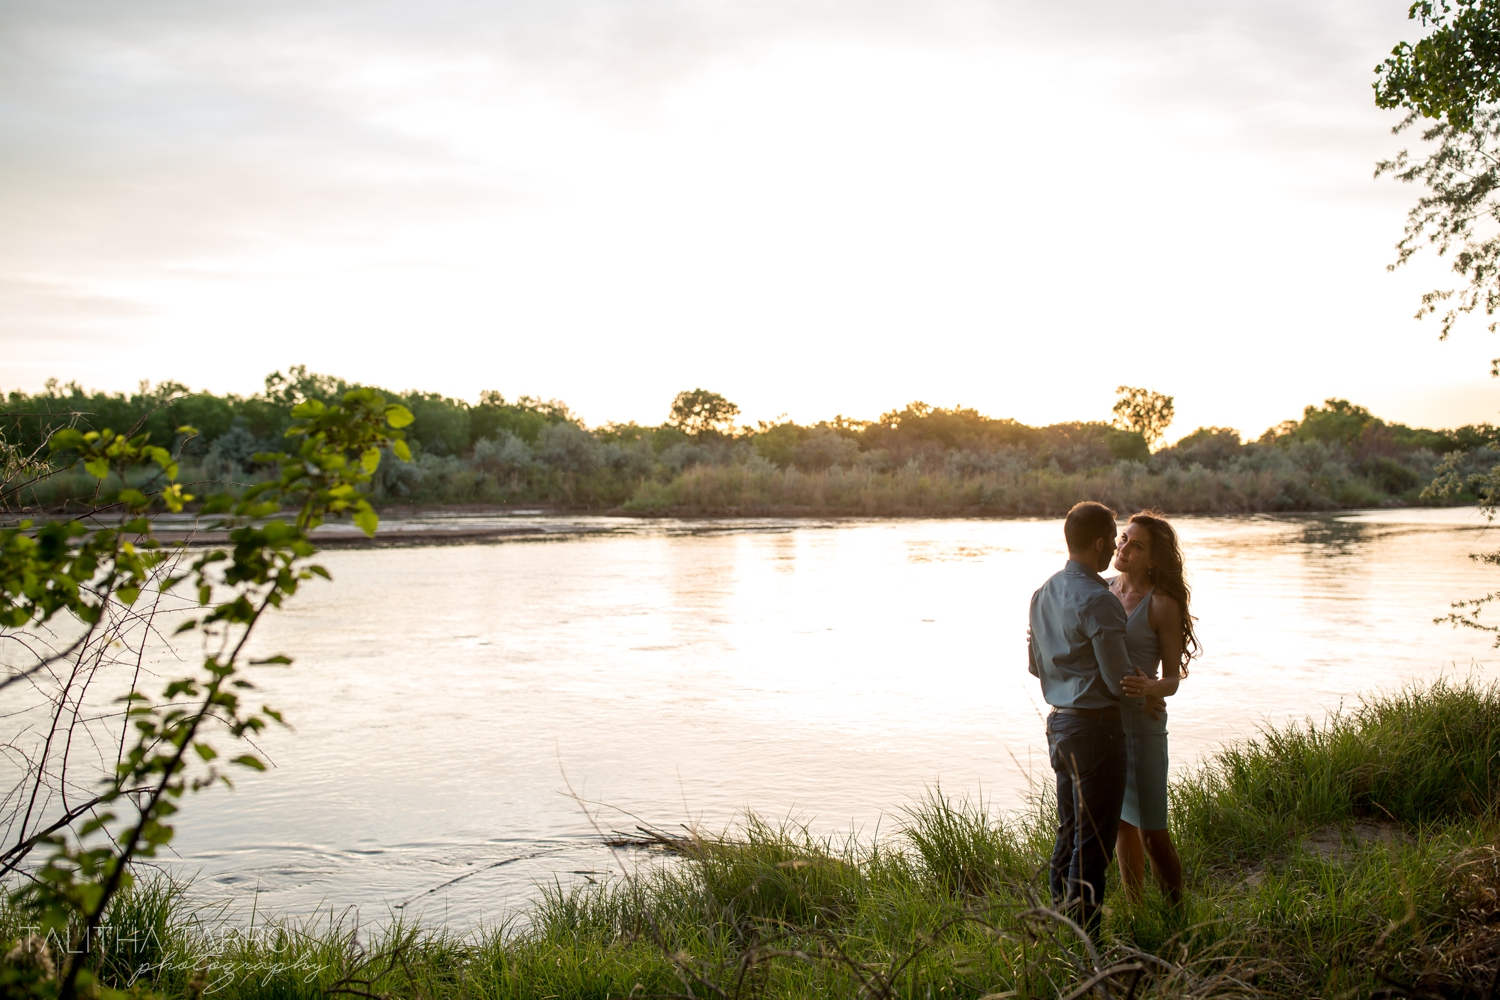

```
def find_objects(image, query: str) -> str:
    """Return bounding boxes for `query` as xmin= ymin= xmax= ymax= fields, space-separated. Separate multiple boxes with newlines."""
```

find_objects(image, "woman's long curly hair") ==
xmin=1129 ymin=509 xmax=1201 ymax=674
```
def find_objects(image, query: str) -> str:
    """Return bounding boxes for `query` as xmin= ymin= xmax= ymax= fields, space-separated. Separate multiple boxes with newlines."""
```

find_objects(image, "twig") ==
xmin=1023 ymin=906 xmax=1105 ymax=985
xmin=0 ymin=787 xmax=151 ymax=876
xmin=1058 ymin=963 xmax=1145 ymax=1000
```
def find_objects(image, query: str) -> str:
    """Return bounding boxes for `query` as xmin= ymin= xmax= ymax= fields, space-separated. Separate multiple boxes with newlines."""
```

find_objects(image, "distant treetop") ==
xmin=669 ymin=389 xmax=740 ymax=437
xmin=1112 ymin=386 xmax=1174 ymax=449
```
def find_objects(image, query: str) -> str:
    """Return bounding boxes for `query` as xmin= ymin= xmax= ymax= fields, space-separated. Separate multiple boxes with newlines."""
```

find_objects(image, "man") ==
xmin=1028 ymin=500 xmax=1135 ymax=934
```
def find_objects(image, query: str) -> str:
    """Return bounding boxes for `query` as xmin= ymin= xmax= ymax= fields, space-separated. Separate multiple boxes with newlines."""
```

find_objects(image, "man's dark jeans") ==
xmin=1046 ymin=708 xmax=1126 ymax=935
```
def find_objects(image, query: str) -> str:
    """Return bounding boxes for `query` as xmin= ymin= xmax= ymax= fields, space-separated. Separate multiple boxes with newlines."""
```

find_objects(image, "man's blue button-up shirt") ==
xmin=1027 ymin=560 xmax=1134 ymax=710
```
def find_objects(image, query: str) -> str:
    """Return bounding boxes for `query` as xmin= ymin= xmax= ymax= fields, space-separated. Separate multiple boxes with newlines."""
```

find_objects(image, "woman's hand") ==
xmin=1119 ymin=666 xmax=1158 ymax=698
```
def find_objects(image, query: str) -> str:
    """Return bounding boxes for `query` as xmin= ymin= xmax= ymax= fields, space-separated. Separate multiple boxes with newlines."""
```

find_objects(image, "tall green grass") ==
xmin=621 ymin=459 xmax=1393 ymax=517
xmin=1175 ymin=681 xmax=1500 ymax=863
xmin=8 ymin=448 xmax=1419 ymax=516
xmin=7 ymin=679 xmax=1500 ymax=998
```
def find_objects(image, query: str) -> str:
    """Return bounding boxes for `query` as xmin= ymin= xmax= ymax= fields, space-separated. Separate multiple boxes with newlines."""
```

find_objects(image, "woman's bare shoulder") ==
xmin=1151 ymin=591 xmax=1182 ymax=618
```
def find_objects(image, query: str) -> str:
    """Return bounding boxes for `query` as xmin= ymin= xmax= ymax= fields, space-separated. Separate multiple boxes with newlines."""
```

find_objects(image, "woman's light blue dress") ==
xmin=1120 ymin=588 xmax=1170 ymax=830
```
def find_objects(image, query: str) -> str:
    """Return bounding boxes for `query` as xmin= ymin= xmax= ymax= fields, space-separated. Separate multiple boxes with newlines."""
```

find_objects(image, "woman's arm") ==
xmin=1153 ymin=594 xmax=1184 ymax=697
xmin=1120 ymin=593 xmax=1185 ymax=700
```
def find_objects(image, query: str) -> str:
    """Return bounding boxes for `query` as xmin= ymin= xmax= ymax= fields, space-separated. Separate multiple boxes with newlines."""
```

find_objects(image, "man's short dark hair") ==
xmin=1064 ymin=501 xmax=1117 ymax=553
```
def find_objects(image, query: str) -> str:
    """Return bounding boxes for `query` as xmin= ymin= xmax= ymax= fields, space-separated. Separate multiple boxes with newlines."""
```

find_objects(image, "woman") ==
xmin=1110 ymin=509 xmax=1200 ymax=905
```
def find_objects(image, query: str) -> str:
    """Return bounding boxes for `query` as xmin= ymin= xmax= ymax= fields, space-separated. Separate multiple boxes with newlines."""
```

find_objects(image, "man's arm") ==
xmin=1086 ymin=593 xmax=1133 ymax=698
xmin=1027 ymin=593 xmax=1041 ymax=677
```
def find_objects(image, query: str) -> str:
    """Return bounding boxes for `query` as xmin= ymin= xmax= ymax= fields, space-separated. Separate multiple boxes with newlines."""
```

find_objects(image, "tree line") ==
xmin=2 ymin=370 xmax=1492 ymax=514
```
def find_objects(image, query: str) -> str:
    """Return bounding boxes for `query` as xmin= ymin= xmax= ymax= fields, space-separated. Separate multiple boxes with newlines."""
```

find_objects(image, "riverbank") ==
xmin=29 ymin=456 xmax=1475 ymax=528
xmin=8 ymin=678 xmax=1498 ymax=998
xmin=134 ymin=502 xmax=1486 ymax=551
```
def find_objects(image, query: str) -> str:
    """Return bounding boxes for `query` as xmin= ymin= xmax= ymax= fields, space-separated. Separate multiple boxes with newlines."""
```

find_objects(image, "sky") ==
xmin=3 ymin=0 xmax=1499 ymax=440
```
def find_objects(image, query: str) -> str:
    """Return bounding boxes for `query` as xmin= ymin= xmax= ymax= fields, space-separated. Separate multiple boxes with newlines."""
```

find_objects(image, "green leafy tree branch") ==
xmin=0 ymin=388 xmax=411 ymax=999
xmin=1376 ymin=0 xmax=1500 ymax=131
xmin=1377 ymin=2 xmax=1500 ymax=644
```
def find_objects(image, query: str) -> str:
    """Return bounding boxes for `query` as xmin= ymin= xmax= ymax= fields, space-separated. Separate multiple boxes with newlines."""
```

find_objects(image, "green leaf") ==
xmin=361 ymin=447 xmax=381 ymax=474
xmin=231 ymin=755 xmax=266 ymax=771
xmin=354 ymin=507 xmax=379 ymax=537
xmin=392 ymin=439 xmax=412 ymax=463
xmin=85 ymin=457 xmax=110 ymax=479
xmin=384 ymin=404 xmax=415 ymax=428
xmin=262 ymin=520 xmax=299 ymax=544
xmin=194 ymin=743 xmax=218 ymax=761
xmin=290 ymin=400 xmax=326 ymax=419
xmin=49 ymin=428 xmax=85 ymax=451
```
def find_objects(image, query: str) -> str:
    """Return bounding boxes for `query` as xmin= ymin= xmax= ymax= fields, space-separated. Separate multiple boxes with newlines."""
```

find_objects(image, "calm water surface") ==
xmin=150 ymin=509 xmax=1500 ymax=926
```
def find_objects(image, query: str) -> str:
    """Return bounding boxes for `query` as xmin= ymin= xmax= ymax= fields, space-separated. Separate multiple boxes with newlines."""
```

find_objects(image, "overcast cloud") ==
xmin=1 ymin=0 xmax=1490 ymax=436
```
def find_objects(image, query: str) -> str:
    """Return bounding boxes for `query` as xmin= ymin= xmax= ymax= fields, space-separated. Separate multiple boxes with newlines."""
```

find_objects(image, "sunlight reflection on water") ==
xmin=147 ymin=509 xmax=1500 ymax=927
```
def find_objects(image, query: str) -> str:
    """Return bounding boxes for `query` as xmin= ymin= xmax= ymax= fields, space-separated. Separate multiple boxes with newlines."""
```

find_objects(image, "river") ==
xmin=109 ymin=509 xmax=1500 ymax=926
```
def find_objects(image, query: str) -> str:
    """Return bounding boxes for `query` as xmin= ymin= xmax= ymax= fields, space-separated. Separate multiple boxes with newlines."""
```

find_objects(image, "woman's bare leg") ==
xmin=1116 ymin=820 xmax=1146 ymax=901
xmin=1141 ymin=828 xmax=1183 ymax=906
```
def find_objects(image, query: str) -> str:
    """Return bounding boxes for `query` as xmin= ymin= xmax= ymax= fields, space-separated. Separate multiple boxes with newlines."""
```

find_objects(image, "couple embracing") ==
xmin=1027 ymin=501 xmax=1201 ymax=932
